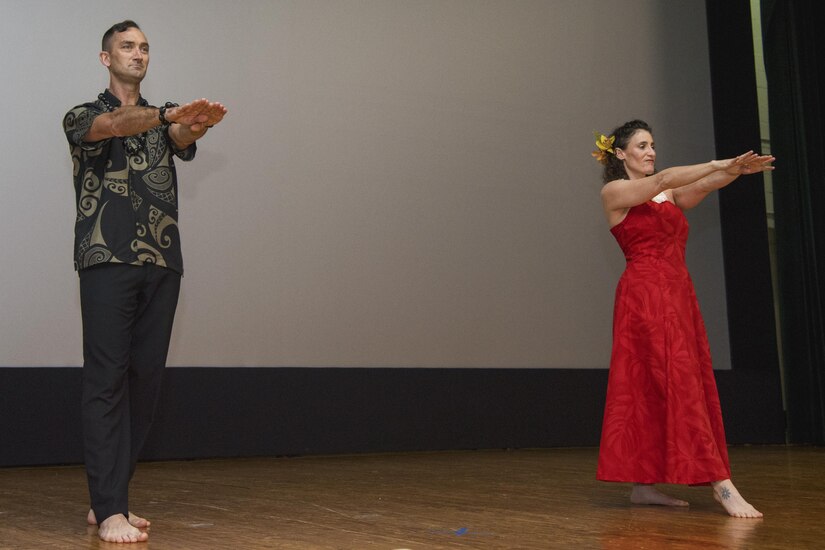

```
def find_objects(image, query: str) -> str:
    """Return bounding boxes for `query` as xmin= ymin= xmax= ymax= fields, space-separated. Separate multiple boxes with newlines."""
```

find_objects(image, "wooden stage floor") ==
xmin=0 ymin=446 xmax=822 ymax=549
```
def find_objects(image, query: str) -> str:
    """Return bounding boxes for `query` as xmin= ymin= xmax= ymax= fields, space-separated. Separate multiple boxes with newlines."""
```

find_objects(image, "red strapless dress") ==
xmin=596 ymin=199 xmax=731 ymax=484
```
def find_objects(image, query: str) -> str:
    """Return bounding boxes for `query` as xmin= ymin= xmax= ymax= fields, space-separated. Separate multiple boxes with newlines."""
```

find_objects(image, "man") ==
xmin=63 ymin=20 xmax=226 ymax=543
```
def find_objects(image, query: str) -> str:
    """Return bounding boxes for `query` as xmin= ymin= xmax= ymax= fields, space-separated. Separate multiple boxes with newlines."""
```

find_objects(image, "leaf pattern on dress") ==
xmin=597 ymin=201 xmax=731 ymax=485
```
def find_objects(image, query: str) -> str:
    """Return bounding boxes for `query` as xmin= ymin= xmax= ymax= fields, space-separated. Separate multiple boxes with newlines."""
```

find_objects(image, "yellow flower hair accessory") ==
xmin=591 ymin=132 xmax=615 ymax=165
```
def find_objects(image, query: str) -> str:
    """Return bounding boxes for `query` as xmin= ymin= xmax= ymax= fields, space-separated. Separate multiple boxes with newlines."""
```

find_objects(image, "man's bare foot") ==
xmin=87 ymin=509 xmax=151 ymax=528
xmin=712 ymin=479 xmax=763 ymax=518
xmin=630 ymin=484 xmax=689 ymax=507
xmin=97 ymin=513 xmax=149 ymax=543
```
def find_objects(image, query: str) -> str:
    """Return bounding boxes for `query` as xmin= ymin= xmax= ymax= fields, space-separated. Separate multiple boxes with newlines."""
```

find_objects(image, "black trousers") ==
xmin=79 ymin=263 xmax=181 ymax=523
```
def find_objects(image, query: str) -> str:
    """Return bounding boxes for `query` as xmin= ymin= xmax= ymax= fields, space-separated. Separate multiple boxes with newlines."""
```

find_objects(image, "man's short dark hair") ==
xmin=102 ymin=20 xmax=141 ymax=52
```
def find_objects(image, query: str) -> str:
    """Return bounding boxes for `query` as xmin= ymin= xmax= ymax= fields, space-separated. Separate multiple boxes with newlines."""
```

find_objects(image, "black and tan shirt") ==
xmin=63 ymin=89 xmax=196 ymax=275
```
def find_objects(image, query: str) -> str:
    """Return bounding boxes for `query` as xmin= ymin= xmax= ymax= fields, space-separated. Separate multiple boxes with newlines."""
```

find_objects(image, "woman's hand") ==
xmin=732 ymin=153 xmax=775 ymax=175
xmin=716 ymin=151 xmax=775 ymax=175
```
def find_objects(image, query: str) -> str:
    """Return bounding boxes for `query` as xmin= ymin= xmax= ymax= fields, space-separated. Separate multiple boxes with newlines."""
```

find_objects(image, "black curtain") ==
xmin=705 ymin=0 xmax=786 ymax=444
xmin=761 ymin=0 xmax=825 ymax=444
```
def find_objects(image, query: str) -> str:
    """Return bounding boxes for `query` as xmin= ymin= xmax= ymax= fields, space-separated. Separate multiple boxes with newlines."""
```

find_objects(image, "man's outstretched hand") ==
xmin=166 ymin=99 xmax=227 ymax=132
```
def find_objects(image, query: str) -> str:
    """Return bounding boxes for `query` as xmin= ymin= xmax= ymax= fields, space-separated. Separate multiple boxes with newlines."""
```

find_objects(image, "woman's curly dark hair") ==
xmin=602 ymin=119 xmax=653 ymax=184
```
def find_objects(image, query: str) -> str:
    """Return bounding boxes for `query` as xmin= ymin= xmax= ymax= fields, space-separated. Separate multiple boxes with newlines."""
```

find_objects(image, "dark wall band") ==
xmin=0 ymin=366 xmax=784 ymax=467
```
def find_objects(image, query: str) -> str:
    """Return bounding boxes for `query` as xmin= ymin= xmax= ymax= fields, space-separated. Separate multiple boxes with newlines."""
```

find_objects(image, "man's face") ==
xmin=100 ymin=27 xmax=149 ymax=85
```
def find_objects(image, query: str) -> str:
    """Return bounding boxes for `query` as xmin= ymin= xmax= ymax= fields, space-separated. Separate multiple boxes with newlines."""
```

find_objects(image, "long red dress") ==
xmin=596 ymin=197 xmax=731 ymax=485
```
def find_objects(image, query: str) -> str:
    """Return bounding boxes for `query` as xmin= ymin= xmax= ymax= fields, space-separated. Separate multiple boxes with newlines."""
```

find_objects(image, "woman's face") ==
xmin=616 ymin=130 xmax=656 ymax=179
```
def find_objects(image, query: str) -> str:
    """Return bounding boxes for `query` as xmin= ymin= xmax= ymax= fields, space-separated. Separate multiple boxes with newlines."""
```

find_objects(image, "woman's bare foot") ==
xmin=630 ymin=484 xmax=689 ymax=507
xmin=97 ymin=513 xmax=149 ymax=543
xmin=712 ymin=479 xmax=763 ymax=518
xmin=87 ymin=509 xmax=151 ymax=528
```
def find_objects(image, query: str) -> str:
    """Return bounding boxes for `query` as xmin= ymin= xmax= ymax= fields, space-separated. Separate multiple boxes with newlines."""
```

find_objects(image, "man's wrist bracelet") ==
xmin=158 ymin=102 xmax=178 ymax=126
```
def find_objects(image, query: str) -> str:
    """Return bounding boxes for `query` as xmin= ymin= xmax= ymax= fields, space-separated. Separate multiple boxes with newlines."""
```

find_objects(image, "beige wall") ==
xmin=0 ymin=0 xmax=730 ymax=369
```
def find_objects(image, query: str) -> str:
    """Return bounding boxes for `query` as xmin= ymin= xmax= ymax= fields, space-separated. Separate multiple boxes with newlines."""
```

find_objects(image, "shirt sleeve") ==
xmin=169 ymin=134 xmax=197 ymax=162
xmin=63 ymin=103 xmax=109 ymax=151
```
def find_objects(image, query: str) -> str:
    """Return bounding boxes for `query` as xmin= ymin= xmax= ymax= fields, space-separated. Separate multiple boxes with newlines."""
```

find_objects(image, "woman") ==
xmin=595 ymin=120 xmax=773 ymax=518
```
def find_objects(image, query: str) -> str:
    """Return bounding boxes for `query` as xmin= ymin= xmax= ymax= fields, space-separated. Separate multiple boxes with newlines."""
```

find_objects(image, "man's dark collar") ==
xmin=101 ymin=88 xmax=148 ymax=107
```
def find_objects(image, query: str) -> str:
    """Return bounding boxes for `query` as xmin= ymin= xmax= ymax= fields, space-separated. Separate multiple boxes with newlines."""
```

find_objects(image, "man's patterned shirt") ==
xmin=63 ymin=89 xmax=196 ymax=275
